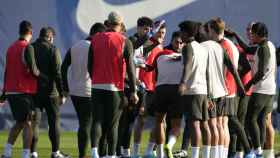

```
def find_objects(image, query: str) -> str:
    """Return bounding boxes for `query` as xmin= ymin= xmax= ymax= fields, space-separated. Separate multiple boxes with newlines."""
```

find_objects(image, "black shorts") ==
xmin=224 ymin=97 xmax=238 ymax=116
xmin=7 ymin=94 xmax=34 ymax=122
xmin=183 ymin=95 xmax=209 ymax=121
xmin=154 ymin=85 xmax=183 ymax=119
xmin=143 ymin=91 xmax=156 ymax=116
xmin=212 ymin=97 xmax=225 ymax=117
xmin=208 ymin=103 xmax=217 ymax=118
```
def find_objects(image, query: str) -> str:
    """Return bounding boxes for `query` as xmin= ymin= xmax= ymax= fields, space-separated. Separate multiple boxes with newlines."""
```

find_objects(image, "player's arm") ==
xmin=178 ymin=43 xmax=193 ymax=95
xmin=231 ymin=31 xmax=257 ymax=54
xmin=61 ymin=48 xmax=71 ymax=93
xmin=124 ymin=38 xmax=139 ymax=104
xmin=87 ymin=44 xmax=93 ymax=79
xmin=223 ymin=49 xmax=245 ymax=94
xmin=51 ymin=46 xmax=66 ymax=98
xmin=245 ymin=45 xmax=270 ymax=90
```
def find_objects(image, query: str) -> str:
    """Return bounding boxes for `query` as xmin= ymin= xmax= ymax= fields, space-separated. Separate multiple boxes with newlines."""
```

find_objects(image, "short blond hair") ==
xmin=208 ymin=17 xmax=225 ymax=34
xmin=107 ymin=11 xmax=124 ymax=25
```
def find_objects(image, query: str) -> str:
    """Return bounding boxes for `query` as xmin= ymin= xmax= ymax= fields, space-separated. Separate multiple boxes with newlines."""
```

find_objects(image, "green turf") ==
xmin=0 ymin=130 xmax=279 ymax=157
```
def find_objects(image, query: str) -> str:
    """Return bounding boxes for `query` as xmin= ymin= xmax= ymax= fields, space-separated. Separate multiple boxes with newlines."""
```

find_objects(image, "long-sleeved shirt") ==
xmin=32 ymin=38 xmax=64 ymax=97
xmin=248 ymin=40 xmax=277 ymax=94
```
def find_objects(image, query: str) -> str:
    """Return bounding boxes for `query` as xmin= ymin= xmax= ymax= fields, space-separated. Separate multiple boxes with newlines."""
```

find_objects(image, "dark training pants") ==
xmin=246 ymin=93 xmax=274 ymax=149
xmin=116 ymin=89 xmax=144 ymax=156
xmin=91 ymin=89 xmax=124 ymax=156
xmin=71 ymin=95 xmax=93 ymax=158
xmin=236 ymin=96 xmax=250 ymax=152
xmin=31 ymin=95 xmax=61 ymax=152
xmin=228 ymin=96 xmax=251 ymax=156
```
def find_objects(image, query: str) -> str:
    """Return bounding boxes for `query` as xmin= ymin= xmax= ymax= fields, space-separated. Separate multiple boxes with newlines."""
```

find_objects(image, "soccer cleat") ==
xmin=164 ymin=145 xmax=173 ymax=158
xmin=1 ymin=155 xmax=11 ymax=158
xmin=51 ymin=151 xmax=70 ymax=158
xmin=255 ymin=154 xmax=263 ymax=158
xmin=31 ymin=155 xmax=37 ymax=158
xmin=143 ymin=154 xmax=156 ymax=158
xmin=131 ymin=155 xmax=141 ymax=158
xmin=30 ymin=152 xmax=38 ymax=158
xmin=276 ymin=152 xmax=280 ymax=158
xmin=244 ymin=152 xmax=256 ymax=158
xmin=173 ymin=150 xmax=188 ymax=158
xmin=152 ymin=150 xmax=157 ymax=158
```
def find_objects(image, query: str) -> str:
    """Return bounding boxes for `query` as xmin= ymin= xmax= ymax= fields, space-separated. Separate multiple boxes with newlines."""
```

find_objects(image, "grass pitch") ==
xmin=0 ymin=130 xmax=279 ymax=157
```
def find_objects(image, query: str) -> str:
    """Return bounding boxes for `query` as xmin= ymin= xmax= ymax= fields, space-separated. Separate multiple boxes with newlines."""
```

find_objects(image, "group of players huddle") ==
xmin=1 ymin=11 xmax=280 ymax=158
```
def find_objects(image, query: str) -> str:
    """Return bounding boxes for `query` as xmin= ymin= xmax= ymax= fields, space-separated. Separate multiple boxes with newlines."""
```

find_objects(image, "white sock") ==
xmin=218 ymin=145 xmax=224 ymax=158
xmin=91 ymin=147 xmax=99 ymax=158
xmin=107 ymin=156 xmax=116 ymax=158
xmin=167 ymin=135 xmax=177 ymax=149
xmin=255 ymin=147 xmax=263 ymax=155
xmin=202 ymin=146 xmax=210 ymax=158
xmin=156 ymin=144 xmax=164 ymax=158
xmin=120 ymin=146 xmax=124 ymax=156
xmin=3 ymin=143 xmax=12 ymax=157
xmin=52 ymin=150 xmax=59 ymax=155
xmin=132 ymin=143 xmax=141 ymax=156
xmin=223 ymin=148 xmax=228 ymax=158
xmin=191 ymin=147 xmax=200 ymax=158
xmin=123 ymin=149 xmax=130 ymax=157
xmin=210 ymin=146 xmax=219 ymax=158
xmin=22 ymin=149 xmax=30 ymax=158
xmin=263 ymin=149 xmax=274 ymax=158
xmin=235 ymin=151 xmax=244 ymax=158
xmin=145 ymin=142 xmax=155 ymax=155
xmin=31 ymin=152 xmax=38 ymax=158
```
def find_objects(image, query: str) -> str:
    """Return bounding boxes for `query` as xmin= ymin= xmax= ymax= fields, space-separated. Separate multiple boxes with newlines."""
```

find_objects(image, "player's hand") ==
xmin=134 ymin=56 xmax=146 ymax=68
xmin=139 ymin=106 xmax=145 ymax=115
xmin=130 ymin=92 xmax=139 ymax=105
xmin=224 ymin=28 xmax=236 ymax=37
xmin=244 ymin=84 xmax=250 ymax=93
xmin=178 ymin=83 xmax=187 ymax=96
xmin=168 ymin=54 xmax=181 ymax=61
xmin=59 ymin=96 xmax=67 ymax=106
xmin=207 ymin=99 xmax=214 ymax=110
xmin=237 ymin=86 xmax=246 ymax=97
xmin=0 ymin=93 xmax=6 ymax=107
xmin=137 ymin=64 xmax=146 ymax=69
xmin=62 ymin=97 xmax=66 ymax=104
xmin=136 ymin=79 xmax=141 ymax=86
xmin=152 ymin=20 xmax=165 ymax=35
xmin=0 ymin=100 xmax=6 ymax=107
